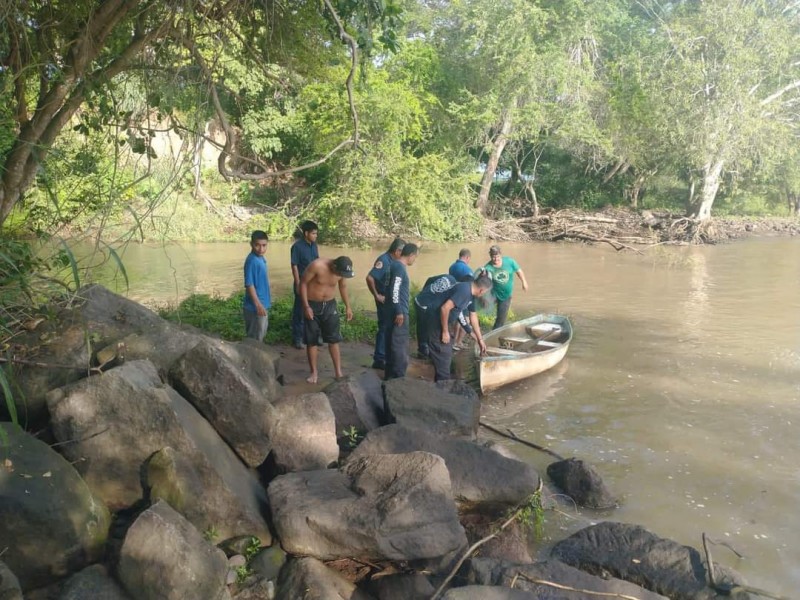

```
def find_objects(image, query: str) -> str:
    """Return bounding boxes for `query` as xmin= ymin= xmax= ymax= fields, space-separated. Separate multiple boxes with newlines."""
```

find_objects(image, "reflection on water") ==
xmin=87 ymin=236 xmax=800 ymax=595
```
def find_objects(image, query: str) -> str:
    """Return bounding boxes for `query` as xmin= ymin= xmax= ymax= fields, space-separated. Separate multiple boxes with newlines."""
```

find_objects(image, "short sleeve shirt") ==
xmin=290 ymin=239 xmax=319 ymax=276
xmin=387 ymin=260 xmax=410 ymax=315
xmin=368 ymin=252 xmax=393 ymax=295
xmin=484 ymin=256 xmax=520 ymax=302
xmin=448 ymin=259 xmax=474 ymax=282
xmin=415 ymin=275 xmax=475 ymax=315
xmin=243 ymin=253 xmax=271 ymax=311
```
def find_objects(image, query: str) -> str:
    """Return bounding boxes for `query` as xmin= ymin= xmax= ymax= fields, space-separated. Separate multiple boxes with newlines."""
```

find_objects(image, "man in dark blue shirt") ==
xmin=366 ymin=237 xmax=405 ymax=370
xmin=384 ymin=243 xmax=419 ymax=380
xmin=448 ymin=248 xmax=474 ymax=282
xmin=415 ymin=271 xmax=491 ymax=382
xmin=290 ymin=220 xmax=319 ymax=349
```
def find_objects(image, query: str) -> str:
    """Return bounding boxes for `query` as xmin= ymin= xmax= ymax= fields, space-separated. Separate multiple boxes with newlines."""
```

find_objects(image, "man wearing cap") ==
xmin=299 ymin=256 xmax=355 ymax=383
xmin=484 ymin=245 xmax=528 ymax=329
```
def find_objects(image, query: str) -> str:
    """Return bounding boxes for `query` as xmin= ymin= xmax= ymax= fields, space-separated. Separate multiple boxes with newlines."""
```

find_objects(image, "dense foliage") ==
xmin=1 ymin=0 xmax=798 ymax=245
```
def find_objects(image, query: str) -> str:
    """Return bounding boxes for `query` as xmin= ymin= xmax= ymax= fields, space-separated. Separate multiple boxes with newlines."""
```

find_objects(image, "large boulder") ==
xmin=441 ymin=588 xmax=537 ymax=600
xmin=170 ymin=338 xmax=280 ymax=467
xmin=0 ymin=561 xmax=22 ymax=600
xmin=275 ymin=557 xmax=375 ymax=600
xmin=366 ymin=573 xmax=435 ymax=600
xmin=3 ymin=284 xmax=200 ymax=424
xmin=382 ymin=378 xmax=479 ymax=439
xmin=268 ymin=452 xmax=467 ymax=564
xmin=269 ymin=393 xmax=339 ymax=472
xmin=348 ymin=425 xmax=540 ymax=510
xmin=550 ymin=522 xmax=749 ymax=600
xmin=466 ymin=557 xmax=669 ymax=600
xmin=117 ymin=500 xmax=231 ymax=600
xmin=0 ymin=424 xmax=110 ymax=591
xmin=546 ymin=458 xmax=616 ymax=509
xmin=59 ymin=564 xmax=132 ymax=600
xmin=46 ymin=360 xmax=205 ymax=509
xmin=48 ymin=360 xmax=272 ymax=543
xmin=323 ymin=371 xmax=384 ymax=446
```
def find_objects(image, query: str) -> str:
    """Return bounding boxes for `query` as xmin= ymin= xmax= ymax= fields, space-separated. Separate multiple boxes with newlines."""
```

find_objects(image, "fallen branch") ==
xmin=429 ymin=481 xmax=543 ymax=600
xmin=702 ymin=532 xmax=789 ymax=600
xmin=479 ymin=421 xmax=565 ymax=461
xmin=0 ymin=356 xmax=110 ymax=376
xmin=511 ymin=573 xmax=641 ymax=599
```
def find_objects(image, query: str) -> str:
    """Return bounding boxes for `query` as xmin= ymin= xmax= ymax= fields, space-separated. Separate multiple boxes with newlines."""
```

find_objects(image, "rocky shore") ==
xmin=0 ymin=285 xmax=754 ymax=599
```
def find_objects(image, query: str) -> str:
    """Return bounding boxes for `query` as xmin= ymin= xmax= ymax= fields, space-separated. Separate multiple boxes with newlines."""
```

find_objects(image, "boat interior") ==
xmin=485 ymin=323 xmax=566 ymax=356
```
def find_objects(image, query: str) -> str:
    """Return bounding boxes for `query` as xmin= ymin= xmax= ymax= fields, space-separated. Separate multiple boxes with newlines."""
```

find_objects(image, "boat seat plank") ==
xmin=486 ymin=347 xmax=530 ymax=356
xmin=527 ymin=324 xmax=561 ymax=337
xmin=535 ymin=340 xmax=560 ymax=348
xmin=499 ymin=335 xmax=533 ymax=345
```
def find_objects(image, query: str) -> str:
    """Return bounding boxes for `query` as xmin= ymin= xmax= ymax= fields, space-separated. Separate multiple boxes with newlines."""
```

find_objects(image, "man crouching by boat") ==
xmin=415 ymin=271 xmax=491 ymax=382
xmin=300 ymin=256 xmax=354 ymax=383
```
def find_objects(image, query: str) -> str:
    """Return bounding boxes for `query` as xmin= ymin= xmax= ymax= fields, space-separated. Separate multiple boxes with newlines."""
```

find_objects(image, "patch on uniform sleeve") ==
xmin=374 ymin=260 xmax=383 ymax=269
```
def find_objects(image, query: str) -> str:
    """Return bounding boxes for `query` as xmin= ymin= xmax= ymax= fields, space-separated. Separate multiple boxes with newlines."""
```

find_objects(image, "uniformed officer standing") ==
xmin=365 ymin=237 xmax=406 ymax=370
xmin=384 ymin=243 xmax=419 ymax=379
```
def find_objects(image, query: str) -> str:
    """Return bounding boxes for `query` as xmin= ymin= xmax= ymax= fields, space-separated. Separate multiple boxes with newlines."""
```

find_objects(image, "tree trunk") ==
xmin=687 ymin=159 xmax=724 ymax=221
xmin=476 ymin=107 xmax=514 ymax=215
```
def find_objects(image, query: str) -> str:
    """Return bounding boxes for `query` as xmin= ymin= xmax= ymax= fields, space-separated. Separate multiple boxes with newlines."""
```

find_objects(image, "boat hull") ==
xmin=475 ymin=314 xmax=572 ymax=393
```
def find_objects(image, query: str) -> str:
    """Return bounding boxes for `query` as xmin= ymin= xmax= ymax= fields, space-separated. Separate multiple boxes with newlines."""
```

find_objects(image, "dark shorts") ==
xmin=304 ymin=300 xmax=342 ymax=345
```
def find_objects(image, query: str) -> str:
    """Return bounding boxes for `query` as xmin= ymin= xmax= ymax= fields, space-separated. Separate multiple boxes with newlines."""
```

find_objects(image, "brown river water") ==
xmin=89 ymin=236 xmax=800 ymax=595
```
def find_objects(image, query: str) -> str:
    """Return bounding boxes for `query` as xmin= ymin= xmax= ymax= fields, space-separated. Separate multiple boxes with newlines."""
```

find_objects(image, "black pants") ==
xmin=415 ymin=301 xmax=429 ymax=356
xmin=384 ymin=315 xmax=410 ymax=379
xmin=426 ymin=312 xmax=453 ymax=382
xmin=493 ymin=298 xmax=512 ymax=330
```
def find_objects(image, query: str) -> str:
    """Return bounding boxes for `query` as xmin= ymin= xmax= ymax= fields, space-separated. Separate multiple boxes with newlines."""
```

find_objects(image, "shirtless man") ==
xmin=299 ymin=256 xmax=355 ymax=383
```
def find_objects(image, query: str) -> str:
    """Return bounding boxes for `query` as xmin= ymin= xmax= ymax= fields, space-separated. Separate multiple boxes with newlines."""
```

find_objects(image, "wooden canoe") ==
xmin=474 ymin=314 xmax=573 ymax=393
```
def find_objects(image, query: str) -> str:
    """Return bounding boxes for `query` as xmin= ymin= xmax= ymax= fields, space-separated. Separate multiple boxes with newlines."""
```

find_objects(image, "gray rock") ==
xmin=0 ymin=560 xmax=22 ymax=600
xmin=461 ymin=514 xmax=532 ymax=564
xmin=275 ymin=557 xmax=374 ymax=600
xmin=232 ymin=576 xmax=275 ymax=599
xmin=0 ymin=424 xmax=110 ymax=591
xmin=383 ymin=378 xmax=479 ymax=439
xmin=349 ymin=425 xmax=540 ymax=510
xmin=59 ymin=565 xmax=131 ymax=600
xmin=117 ymin=500 xmax=231 ymax=600
xmin=546 ymin=458 xmax=617 ymax=509
xmin=146 ymin=446 xmax=271 ymax=544
xmin=170 ymin=338 xmax=280 ymax=466
xmin=268 ymin=452 xmax=467 ymax=563
xmin=323 ymin=371 xmax=384 ymax=446
xmin=441 ymin=587 xmax=537 ymax=600
xmin=249 ymin=546 xmax=287 ymax=582
xmin=467 ymin=557 xmax=669 ymax=600
xmin=270 ymin=393 xmax=339 ymax=472
xmin=551 ymin=522 xmax=747 ymax=599
xmin=367 ymin=573 xmax=435 ymax=600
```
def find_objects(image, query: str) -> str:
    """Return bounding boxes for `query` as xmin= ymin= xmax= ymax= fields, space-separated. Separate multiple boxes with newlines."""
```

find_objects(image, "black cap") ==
xmin=333 ymin=256 xmax=354 ymax=278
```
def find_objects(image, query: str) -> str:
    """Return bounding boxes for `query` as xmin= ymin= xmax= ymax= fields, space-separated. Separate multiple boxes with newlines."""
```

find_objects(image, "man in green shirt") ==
xmin=483 ymin=245 xmax=528 ymax=329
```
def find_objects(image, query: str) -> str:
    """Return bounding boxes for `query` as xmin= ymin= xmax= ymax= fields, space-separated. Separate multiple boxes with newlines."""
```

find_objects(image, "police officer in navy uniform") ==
xmin=365 ymin=237 xmax=406 ymax=370
xmin=415 ymin=271 xmax=492 ymax=382
xmin=290 ymin=220 xmax=319 ymax=349
xmin=384 ymin=243 xmax=419 ymax=379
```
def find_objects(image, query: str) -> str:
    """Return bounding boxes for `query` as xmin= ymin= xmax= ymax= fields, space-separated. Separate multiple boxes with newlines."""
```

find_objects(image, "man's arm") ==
xmin=516 ymin=268 xmax=529 ymax=292
xmin=366 ymin=273 xmax=384 ymax=304
xmin=338 ymin=278 xmax=354 ymax=321
xmin=468 ymin=311 xmax=487 ymax=355
xmin=439 ymin=299 xmax=455 ymax=344
xmin=300 ymin=266 xmax=316 ymax=320
xmin=245 ymin=285 xmax=267 ymax=316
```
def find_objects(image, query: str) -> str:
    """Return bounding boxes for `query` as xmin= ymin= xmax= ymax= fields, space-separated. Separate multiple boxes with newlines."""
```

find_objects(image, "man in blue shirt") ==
xmin=384 ymin=243 xmax=419 ymax=380
xmin=290 ymin=220 xmax=319 ymax=349
xmin=415 ymin=272 xmax=491 ymax=382
xmin=366 ymin=237 xmax=406 ymax=370
xmin=243 ymin=230 xmax=271 ymax=342
xmin=448 ymin=248 xmax=473 ymax=281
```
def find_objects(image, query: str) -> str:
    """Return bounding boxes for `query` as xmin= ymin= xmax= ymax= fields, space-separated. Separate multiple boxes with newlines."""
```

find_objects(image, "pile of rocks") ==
xmin=0 ymin=285 xmax=751 ymax=599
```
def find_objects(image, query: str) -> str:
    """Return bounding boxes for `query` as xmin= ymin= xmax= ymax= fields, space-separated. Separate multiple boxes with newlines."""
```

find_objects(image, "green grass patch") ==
xmin=158 ymin=292 xmax=378 ymax=344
